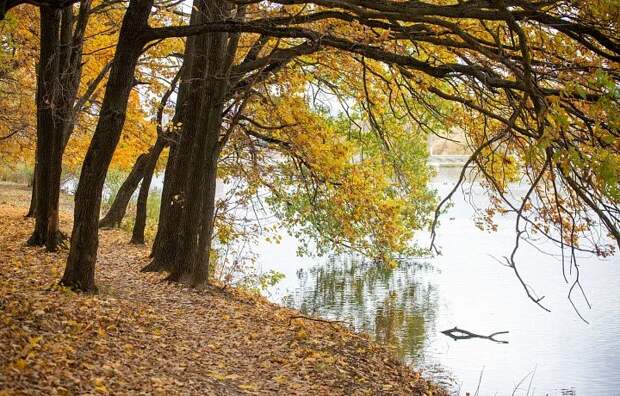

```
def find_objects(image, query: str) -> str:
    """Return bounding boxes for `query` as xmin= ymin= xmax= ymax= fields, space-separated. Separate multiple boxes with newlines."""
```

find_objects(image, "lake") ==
xmin=256 ymin=166 xmax=620 ymax=395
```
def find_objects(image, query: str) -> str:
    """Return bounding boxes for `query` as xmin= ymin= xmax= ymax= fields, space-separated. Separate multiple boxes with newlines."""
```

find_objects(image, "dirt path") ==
xmin=0 ymin=185 xmax=445 ymax=395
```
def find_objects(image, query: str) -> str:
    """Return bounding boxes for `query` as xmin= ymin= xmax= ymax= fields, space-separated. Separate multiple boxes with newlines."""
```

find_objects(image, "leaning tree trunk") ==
xmin=28 ymin=6 xmax=60 ymax=247
xmin=99 ymin=152 xmax=149 ymax=228
xmin=61 ymin=0 xmax=153 ymax=292
xmin=130 ymin=137 xmax=165 ymax=244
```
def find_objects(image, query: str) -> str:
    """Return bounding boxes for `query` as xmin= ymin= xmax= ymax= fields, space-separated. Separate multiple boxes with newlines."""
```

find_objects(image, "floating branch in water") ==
xmin=441 ymin=327 xmax=509 ymax=344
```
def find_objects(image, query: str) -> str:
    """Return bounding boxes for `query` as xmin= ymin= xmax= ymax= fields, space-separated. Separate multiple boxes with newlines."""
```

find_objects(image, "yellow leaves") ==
xmin=295 ymin=328 xmax=309 ymax=341
xmin=273 ymin=374 xmax=288 ymax=384
xmin=28 ymin=335 xmax=43 ymax=348
xmin=209 ymin=371 xmax=227 ymax=381
xmin=13 ymin=358 xmax=27 ymax=371
xmin=238 ymin=383 xmax=259 ymax=391
xmin=0 ymin=199 xmax=443 ymax=395
xmin=93 ymin=377 xmax=108 ymax=394
xmin=97 ymin=327 xmax=107 ymax=337
xmin=209 ymin=371 xmax=239 ymax=381
xmin=382 ymin=383 xmax=394 ymax=391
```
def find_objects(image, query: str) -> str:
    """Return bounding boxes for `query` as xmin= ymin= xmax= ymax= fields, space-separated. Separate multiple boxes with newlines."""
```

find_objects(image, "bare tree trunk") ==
xmin=99 ymin=152 xmax=149 ymax=228
xmin=165 ymin=2 xmax=219 ymax=282
xmin=45 ymin=6 xmax=74 ymax=251
xmin=192 ymin=151 xmax=219 ymax=286
xmin=28 ymin=6 xmax=60 ymax=247
xmin=145 ymin=2 xmax=200 ymax=272
xmin=28 ymin=1 xmax=91 ymax=250
xmin=61 ymin=0 xmax=153 ymax=291
xmin=169 ymin=0 xmax=233 ymax=286
xmin=130 ymin=137 xmax=165 ymax=244
xmin=145 ymin=142 xmax=176 ymax=264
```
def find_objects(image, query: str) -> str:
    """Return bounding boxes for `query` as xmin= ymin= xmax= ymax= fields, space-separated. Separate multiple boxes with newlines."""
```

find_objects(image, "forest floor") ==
xmin=0 ymin=183 xmax=446 ymax=395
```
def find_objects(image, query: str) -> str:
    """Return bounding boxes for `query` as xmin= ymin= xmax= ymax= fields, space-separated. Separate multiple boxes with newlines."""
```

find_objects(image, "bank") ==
xmin=0 ymin=183 xmax=446 ymax=395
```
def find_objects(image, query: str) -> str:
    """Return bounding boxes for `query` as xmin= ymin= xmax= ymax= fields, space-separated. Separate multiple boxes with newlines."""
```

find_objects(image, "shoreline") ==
xmin=0 ymin=183 xmax=447 ymax=395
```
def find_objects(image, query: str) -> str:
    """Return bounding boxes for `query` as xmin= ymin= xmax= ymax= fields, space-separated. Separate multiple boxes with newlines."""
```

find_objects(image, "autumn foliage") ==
xmin=0 ymin=0 xmax=619 ymax=392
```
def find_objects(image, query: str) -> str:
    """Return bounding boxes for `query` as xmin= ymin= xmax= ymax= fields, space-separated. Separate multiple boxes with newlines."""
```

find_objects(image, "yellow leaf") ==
xmin=295 ymin=329 xmax=308 ymax=340
xmin=29 ymin=335 xmax=42 ymax=347
xmin=273 ymin=375 xmax=287 ymax=384
xmin=14 ymin=358 xmax=27 ymax=371
xmin=210 ymin=371 xmax=227 ymax=381
xmin=94 ymin=378 xmax=108 ymax=394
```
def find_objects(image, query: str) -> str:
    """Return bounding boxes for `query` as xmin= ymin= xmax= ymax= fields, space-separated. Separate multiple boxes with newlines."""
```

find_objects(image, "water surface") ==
xmin=258 ymin=167 xmax=620 ymax=395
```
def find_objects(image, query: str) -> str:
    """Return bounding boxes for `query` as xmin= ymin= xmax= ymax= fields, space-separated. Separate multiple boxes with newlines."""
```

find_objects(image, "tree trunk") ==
xmin=145 ymin=2 xmax=201 ymax=272
xmin=192 ymin=149 xmax=219 ymax=286
xmin=28 ymin=1 xmax=91 ymax=249
xmin=45 ymin=6 xmax=74 ymax=251
xmin=169 ymin=1 xmax=232 ymax=286
xmin=26 ymin=169 xmax=37 ymax=218
xmin=61 ymin=0 xmax=153 ymax=292
xmin=28 ymin=6 xmax=61 ymax=247
xmin=130 ymin=137 xmax=165 ymax=244
xmin=146 ymin=142 xmax=176 ymax=261
xmin=99 ymin=152 xmax=149 ymax=228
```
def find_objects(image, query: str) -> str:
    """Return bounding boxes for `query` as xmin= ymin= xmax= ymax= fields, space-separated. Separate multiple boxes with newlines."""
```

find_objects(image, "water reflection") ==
xmin=283 ymin=257 xmax=439 ymax=366
xmin=263 ymin=166 xmax=620 ymax=394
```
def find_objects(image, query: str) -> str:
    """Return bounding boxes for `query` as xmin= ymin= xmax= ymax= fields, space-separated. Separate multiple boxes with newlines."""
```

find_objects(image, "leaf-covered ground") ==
xmin=0 ymin=183 xmax=445 ymax=395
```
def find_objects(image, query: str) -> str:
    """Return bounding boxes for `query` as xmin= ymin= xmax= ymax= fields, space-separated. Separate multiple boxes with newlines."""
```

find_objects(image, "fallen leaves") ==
xmin=0 ymin=184 xmax=445 ymax=395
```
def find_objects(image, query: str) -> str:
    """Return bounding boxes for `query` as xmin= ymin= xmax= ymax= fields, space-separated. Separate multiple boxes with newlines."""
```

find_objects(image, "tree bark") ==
xmin=45 ymin=6 xmax=74 ymax=251
xmin=130 ymin=137 xmax=165 ymax=244
xmin=28 ymin=1 xmax=92 ymax=250
xmin=61 ymin=0 xmax=153 ymax=292
xmin=26 ymin=170 xmax=37 ymax=218
xmin=146 ymin=142 xmax=176 ymax=261
xmin=169 ymin=0 xmax=233 ymax=286
xmin=98 ymin=152 xmax=149 ymax=228
xmin=145 ymin=2 xmax=201 ymax=272
xmin=28 ymin=6 xmax=61 ymax=247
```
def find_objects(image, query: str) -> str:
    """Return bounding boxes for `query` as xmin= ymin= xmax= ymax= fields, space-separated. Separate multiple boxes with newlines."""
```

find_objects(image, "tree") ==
xmin=98 ymin=151 xmax=150 ymax=228
xmin=61 ymin=0 xmax=155 ymax=291
xmin=28 ymin=0 xmax=97 ymax=250
xmin=130 ymin=66 xmax=183 ymax=244
xmin=0 ymin=0 xmax=76 ymax=20
xmin=146 ymin=0 xmax=619 ymax=312
xmin=1 ymin=9 xmax=40 ymax=212
xmin=53 ymin=0 xmax=619 ymax=303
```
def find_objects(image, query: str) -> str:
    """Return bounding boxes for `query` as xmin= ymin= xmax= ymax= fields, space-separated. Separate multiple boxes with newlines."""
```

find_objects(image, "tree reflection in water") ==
xmin=283 ymin=256 xmax=439 ymax=366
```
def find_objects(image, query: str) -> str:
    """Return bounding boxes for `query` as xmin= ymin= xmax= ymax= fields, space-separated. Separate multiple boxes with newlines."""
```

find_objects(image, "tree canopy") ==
xmin=0 ymin=0 xmax=618 ymax=312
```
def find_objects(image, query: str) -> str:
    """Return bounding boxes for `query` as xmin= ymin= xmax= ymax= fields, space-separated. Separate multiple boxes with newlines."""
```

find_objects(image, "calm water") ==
xmin=257 ymin=167 xmax=620 ymax=395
